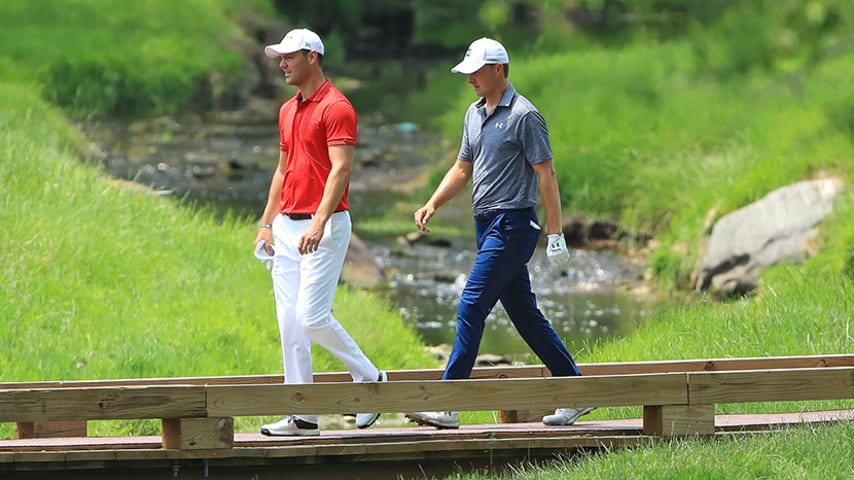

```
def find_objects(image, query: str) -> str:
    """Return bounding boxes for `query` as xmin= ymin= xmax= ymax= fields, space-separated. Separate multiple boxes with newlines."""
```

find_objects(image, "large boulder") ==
xmin=695 ymin=178 xmax=844 ymax=296
xmin=341 ymin=233 xmax=385 ymax=288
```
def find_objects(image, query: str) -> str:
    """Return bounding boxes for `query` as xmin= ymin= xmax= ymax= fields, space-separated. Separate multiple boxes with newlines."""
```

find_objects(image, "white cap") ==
xmin=264 ymin=28 xmax=324 ymax=57
xmin=451 ymin=37 xmax=509 ymax=74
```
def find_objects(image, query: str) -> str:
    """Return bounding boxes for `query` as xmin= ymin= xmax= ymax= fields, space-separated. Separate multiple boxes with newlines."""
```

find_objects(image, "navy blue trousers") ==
xmin=443 ymin=207 xmax=582 ymax=380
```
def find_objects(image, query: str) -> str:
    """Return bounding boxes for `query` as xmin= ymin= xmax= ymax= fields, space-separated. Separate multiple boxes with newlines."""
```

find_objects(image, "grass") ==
xmin=0 ymin=0 xmax=273 ymax=117
xmin=424 ymin=421 xmax=854 ymax=480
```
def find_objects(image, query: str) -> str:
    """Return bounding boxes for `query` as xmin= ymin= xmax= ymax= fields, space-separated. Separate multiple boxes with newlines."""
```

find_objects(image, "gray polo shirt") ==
xmin=458 ymin=83 xmax=553 ymax=216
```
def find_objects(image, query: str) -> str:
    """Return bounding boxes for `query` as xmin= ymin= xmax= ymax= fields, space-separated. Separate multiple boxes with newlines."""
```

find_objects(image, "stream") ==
xmin=82 ymin=95 xmax=654 ymax=362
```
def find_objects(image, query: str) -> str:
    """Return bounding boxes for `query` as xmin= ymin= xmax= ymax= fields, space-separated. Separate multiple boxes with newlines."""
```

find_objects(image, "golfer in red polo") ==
xmin=254 ymin=28 xmax=386 ymax=436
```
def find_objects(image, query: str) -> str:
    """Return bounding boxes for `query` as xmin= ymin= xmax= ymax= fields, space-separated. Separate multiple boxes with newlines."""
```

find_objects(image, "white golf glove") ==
xmin=254 ymin=240 xmax=275 ymax=270
xmin=546 ymin=233 xmax=571 ymax=267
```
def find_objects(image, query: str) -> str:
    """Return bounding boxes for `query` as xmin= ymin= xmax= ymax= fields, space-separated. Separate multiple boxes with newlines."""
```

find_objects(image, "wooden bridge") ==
xmin=1 ymin=354 xmax=852 ymax=479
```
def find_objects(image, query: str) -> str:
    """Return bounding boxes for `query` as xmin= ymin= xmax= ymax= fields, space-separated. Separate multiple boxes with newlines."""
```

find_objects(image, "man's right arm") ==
xmin=414 ymin=159 xmax=472 ymax=233
xmin=254 ymin=149 xmax=286 ymax=248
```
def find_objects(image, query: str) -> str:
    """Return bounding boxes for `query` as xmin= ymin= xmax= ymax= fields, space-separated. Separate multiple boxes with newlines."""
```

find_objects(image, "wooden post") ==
xmin=16 ymin=421 xmax=87 ymax=439
xmin=162 ymin=417 xmax=234 ymax=449
xmin=498 ymin=410 xmax=518 ymax=423
xmin=643 ymin=404 xmax=715 ymax=436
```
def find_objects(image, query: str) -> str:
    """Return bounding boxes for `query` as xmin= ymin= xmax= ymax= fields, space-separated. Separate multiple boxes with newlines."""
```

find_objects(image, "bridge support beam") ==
xmin=162 ymin=417 xmax=234 ymax=449
xmin=16 ymin=421 xmax=87 ymax=439
xmin=643 ymin=404 xmax=714 ymax=436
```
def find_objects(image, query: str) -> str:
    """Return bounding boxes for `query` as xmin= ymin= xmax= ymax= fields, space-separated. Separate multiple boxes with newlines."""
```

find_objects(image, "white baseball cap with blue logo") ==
xmin=451 ymin=37 xmax=509 ymax=74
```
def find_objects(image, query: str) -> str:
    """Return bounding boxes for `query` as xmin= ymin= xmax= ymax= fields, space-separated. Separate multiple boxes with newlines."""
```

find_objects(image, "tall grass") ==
xmin=0 ymin=0 xmax=272 ymax=117
xmin=426 ymin=421 xmax=854 ymax=480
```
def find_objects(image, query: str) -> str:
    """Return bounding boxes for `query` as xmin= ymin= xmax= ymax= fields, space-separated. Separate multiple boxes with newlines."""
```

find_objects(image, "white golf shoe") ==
xmin=542 ymin=407 xmax=595 ymax=426
xmin=260 ymin=416 xmax=319 ymax=436
xmin=406 ymin=411 xmax=460 ymax=429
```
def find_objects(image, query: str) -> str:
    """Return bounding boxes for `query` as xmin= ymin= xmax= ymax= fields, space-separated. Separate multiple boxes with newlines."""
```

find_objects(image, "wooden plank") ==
xmin=0 ymin=436 xmax=161 ymax=452
xmin=580 ymin=354 xmax=854 ymax=376
xmin=2 ymin=355 xmax=850 ymax=390
xmin=0 ymin=367 xmax=546 ymax=390
xmin=13 ymin=450 xmax=67 ymax=463
xmin=161 ymin=417 xmax=234 ymax=450
xmin=0 ymin=386 xmax=206 ymax=422
xmin=0 ymin=436 xmax=647 ymax=466
xmin=62 ymin=450 xmax=118 ymax=462
xmin=16 ymin=421 xmax=87 ymax=439
xmin=2 ymin=411 xmax=851 ymax=465
xmin=255 ymin=436 xmax=644 ymax=460
xmin=689 ymin=367 xmax=854 ymax=404
xmin=207 ymin=373 xmax=689 ymax=417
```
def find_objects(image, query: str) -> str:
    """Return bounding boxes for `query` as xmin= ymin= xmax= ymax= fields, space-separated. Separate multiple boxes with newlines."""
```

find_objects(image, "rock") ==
xmin=404 ymin=231 xmax=429 ymax=245
xmin=341 ymin=233 xmax=385 ymax=288
xmin=695 ymin=177 xmax=844 ymax=296
xmin=475 ymin=354 xmax=512 ymax=367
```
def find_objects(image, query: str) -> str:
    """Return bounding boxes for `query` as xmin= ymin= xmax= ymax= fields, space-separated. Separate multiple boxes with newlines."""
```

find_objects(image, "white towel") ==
xmin=254 ymin=240 xmax=276 ymax=270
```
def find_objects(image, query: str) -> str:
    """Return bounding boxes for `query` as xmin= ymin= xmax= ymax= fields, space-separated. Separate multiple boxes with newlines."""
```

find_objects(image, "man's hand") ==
xmin=414 ymin=205 xmax=436 ymax=234
xmin=546 ymin=233 xmax=571 ymax=267
xmin=254 ymin=240 xmax=275 ymax=270
xmin=298 ymin=219 xmax=325 ymax=255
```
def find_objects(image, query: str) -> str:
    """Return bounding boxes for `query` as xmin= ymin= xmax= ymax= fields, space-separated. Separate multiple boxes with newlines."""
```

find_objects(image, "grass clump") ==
xmin=0 ymin=0 xmax=272 ymax=117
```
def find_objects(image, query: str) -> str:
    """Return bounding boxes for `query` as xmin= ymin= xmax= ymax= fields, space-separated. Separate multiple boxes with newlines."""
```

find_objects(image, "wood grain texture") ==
xmin=1 ymin=355 xmax=849 ymax=390
xmin=688 ymin=367 xmax=854 ymax=404
xmin=0 ymin=386 xmax=206 ymax=422
xmin=206 ymin=373 xmax=689 ymax=417
xmin=162 ymin=417 xmax=233 ymax=449
xmin=15 ymin=421 xmax=87 ymax=439
xmin=643 ymin=404 xmax=715 ymax=436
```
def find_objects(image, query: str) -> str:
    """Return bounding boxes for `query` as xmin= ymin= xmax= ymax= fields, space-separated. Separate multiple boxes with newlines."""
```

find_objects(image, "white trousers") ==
xmin=270 ymin=211 xmax=379 ymax=423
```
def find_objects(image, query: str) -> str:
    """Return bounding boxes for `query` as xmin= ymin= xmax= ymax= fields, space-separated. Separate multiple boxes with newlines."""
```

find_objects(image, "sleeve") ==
xmin=324 ymin=101 xmax=358 ymax=147
xmin=519 ymin=110 xmax=553 ymax=165
xmin=278 ymin=102 xmax=289 ymax=152
xmin=458 ymin=106 xmax=475 ymax=163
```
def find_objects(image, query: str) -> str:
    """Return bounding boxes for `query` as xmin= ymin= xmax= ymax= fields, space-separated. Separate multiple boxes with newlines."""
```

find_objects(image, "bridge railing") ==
xmin=1 ymin=354 xmax=852 ymax=449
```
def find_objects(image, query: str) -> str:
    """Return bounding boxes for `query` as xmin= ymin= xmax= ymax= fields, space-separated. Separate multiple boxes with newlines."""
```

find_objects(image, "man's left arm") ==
xmin=532 ymin=159 xmax=562 ymax=235
xmin=298 ymin=144 xmax=353 ymax=255
xmin=532 ymin=159 xmax=571 ymax=267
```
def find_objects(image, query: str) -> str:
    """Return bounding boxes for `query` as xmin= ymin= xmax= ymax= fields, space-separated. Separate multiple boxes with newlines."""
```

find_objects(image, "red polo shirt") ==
xmin=278 ymin=78 xmax=356 ymax=215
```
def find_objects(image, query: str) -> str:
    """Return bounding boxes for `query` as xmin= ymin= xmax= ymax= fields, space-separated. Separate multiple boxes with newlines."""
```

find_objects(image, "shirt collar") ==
xmin=475 ymin=83 xmax=517 ymax=111
xmin=295 ymin=78 xmax=332 ymax=103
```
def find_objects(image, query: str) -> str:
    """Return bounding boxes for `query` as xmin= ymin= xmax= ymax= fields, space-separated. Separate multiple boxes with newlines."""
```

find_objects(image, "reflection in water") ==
xmin=373 ymin=240 xmax=651 ymax=361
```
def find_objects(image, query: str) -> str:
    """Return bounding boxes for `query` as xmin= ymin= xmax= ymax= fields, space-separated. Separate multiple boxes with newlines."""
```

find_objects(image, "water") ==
xmin=374 ymin=238 xmax=651 ymax=361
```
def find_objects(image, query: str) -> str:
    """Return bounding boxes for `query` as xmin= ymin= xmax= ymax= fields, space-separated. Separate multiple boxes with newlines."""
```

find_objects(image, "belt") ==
xmin=473 ymin=207 xmax=532 ymax=223
xmin=283 ymin=210 xmax=347 ymax=221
